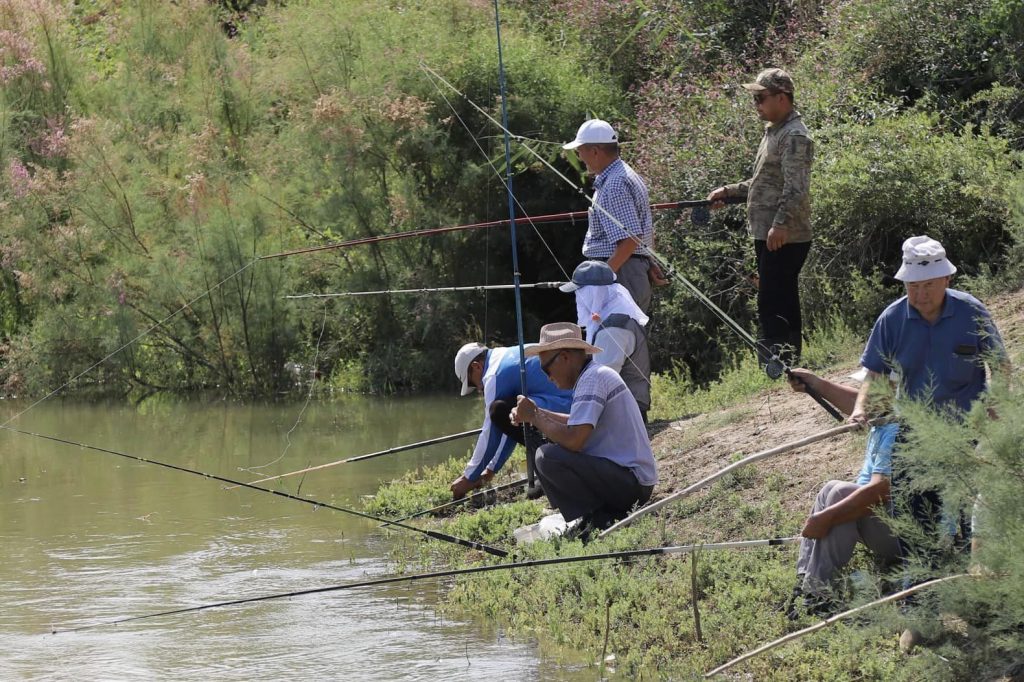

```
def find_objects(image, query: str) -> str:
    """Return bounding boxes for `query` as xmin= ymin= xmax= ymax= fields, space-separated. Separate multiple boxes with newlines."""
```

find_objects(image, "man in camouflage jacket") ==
xmin=708 ymin=68 xmax=814 ymax=364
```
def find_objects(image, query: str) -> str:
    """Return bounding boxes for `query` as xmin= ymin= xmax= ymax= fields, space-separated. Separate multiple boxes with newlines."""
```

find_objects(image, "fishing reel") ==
xmin=764 ymin=354 xmax=787 ymax=380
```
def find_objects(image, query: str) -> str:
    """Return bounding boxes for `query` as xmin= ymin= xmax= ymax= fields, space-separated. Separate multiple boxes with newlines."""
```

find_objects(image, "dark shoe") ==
xmin=526 ymin=482 xmax=545 ymax=500
xmin=786 ymin=589 xmax=838 ymax=621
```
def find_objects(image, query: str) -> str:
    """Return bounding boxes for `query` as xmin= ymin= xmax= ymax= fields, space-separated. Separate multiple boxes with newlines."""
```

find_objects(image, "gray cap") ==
xmin=559 ymin=260 xmax=616 ymax=292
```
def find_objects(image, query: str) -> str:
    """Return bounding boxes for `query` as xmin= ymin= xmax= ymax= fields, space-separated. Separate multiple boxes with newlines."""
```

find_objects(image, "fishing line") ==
xmin=52 ymin=536 xmax=799 ymax=634
xmin=240 ymin=300 xmax=330 ymax=474
xmin=0 ymin=258 xmax=258 ymax=431
xmin=0 ymin=424 xmax=508 ymax=558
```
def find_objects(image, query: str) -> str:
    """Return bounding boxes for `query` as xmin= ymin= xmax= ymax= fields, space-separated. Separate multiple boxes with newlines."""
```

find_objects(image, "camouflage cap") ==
xmin=741 ymin=68 xmax=794 ymax=94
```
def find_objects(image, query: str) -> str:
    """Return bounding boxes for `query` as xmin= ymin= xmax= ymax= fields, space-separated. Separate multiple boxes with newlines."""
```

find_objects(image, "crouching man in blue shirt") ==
xmin=450 ymin=342 xmax=573 ymax=500
xmin=785 ymin=235 xmax=1006 ymax=615
xmin=511 ymin=322 xmax=658 ymax=539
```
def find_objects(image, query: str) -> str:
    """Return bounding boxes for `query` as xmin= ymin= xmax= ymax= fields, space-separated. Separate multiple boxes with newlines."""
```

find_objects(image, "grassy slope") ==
xmin=367 ymin=287 xmax=1024 ymax=680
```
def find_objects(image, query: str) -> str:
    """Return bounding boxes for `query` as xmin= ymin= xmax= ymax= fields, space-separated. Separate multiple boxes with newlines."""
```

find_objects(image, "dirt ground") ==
xmin=646 ymin=287 xmax=1024 ymax=526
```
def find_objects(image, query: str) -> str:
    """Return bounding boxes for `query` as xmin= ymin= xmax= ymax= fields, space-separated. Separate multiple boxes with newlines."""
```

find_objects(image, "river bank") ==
xmin=366 ymin=287 xmax=1024 ymax=680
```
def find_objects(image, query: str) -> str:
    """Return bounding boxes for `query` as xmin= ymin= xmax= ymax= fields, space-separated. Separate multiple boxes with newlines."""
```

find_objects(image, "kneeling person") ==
xmin=512 ymin=322 xmax=657 ymax=534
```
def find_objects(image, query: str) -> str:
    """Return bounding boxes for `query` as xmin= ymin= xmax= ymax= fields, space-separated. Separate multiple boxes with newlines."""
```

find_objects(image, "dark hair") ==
xmin=594 ymin=142 xmax=620 ymax=155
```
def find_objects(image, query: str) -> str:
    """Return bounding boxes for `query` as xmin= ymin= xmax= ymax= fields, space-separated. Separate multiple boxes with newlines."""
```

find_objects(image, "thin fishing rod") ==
xmin=284 ymin=282 xmax=564 ymax=299
xmin=53 ymin=536 xmax=799 ymax=634
xmin=225 ymin=428 xmax=484 ymax=489
xmin=600 ymin=422 xmax=864 ymax=538
xmin=258 ymin=198 xmax=731 ymax=263
xmin=704 ymin=573 xmax=970 ymax=677
xmin=491 ymin=0 xmax=534 ymax=494
xmin=383 ymin=477 xmax=528 ymax=525
xmin=0 ymin=425 xmax=507 ymax=558
xmin=420 ymin=62 xmax=840 ymax=420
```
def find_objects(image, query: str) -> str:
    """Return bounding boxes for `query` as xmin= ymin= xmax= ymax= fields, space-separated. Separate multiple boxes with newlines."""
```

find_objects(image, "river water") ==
xmin=0 ymin=395 xmax=578 ymax=680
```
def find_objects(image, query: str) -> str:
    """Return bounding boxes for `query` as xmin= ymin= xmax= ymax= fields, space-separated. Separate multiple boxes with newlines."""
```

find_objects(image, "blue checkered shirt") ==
xmin=582 ymin=158 xmax=653 ymax=258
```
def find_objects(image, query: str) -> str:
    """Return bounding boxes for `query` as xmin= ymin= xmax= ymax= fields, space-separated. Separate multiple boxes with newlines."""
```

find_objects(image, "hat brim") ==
xmin=525 ymin=339 xmax=602 ymax=356
xmin=562 ymin=140 xmax=583 ymax=150
xmin=894 ymin=260 xmax=957 ymax=283
xmin=741 ymin=82 xmax=767 ymax=91
xmin=460 ymin=378 xmax=475 ymax=396
xmin=558 ymin=281 xmax=580 ymax=293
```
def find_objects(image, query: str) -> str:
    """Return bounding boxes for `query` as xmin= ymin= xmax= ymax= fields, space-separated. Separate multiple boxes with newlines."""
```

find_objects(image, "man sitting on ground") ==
xmin=560 ymin=260 xmax=651 ymax=421
xmin=511 ymin=322 xmax=657 ymax=538
xmin=785 ymin=235 xmax=1005 ymax=615
xmin=450 ymin=342 xmax=573 ymax=500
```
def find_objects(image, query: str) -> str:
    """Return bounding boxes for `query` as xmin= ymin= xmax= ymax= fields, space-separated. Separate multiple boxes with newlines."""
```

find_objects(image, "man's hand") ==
xmin=801 ymin=512 xmax=832 ymax=539
xmin=648 ymin=262 xmax=670 ymax=287
xmin=847 ymin=409 xmax=869 ymax=427
xmin=513 ymin=395 xmax=538 ymax=426
xmin=766 ymin=225 xmax=789 ymax=251
xmin=707 ymin=187 xmax=729 ymax=210
xmin=449 ymin=475 xmax=481 ymax=500
xmin=787 ymin=368 xmax=818 ymax=394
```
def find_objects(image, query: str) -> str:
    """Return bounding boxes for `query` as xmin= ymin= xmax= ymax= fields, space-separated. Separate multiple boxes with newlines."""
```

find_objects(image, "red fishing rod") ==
xmin=259 ymin=198 xmax=742 ymax=261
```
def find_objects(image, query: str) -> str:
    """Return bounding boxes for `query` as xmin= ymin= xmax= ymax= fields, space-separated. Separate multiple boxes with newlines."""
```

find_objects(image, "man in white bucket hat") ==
xmin=781 ymin=235 xmax=1005 ymax=617
xmin=511 ymin=322 xmax=657 ymax=540
xmin=563 ymin=119 xmax=664 ymax=314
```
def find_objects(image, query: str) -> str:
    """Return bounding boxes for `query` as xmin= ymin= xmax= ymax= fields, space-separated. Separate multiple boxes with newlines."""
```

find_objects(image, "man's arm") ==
xmin=802 ymin=474 xmax=891 ymax=539
xmin=787 ymin=369 xmax=859 ymax=416
xmin=512 ymin=395 xmax=593 ymax=452
xmin=849 ymin=370 xmax=883 ymax=425
xmin=707 ymin=181 xmax=750 ymax=208
xmin=606 ymin=238 xmax=638 ymax=273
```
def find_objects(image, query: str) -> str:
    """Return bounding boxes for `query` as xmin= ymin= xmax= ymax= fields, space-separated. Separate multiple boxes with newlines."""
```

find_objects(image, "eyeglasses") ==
xmin=752 ymin=91 xmax=779 ymax=104
xmin=540 ymin=351 xmax=563 ymax=377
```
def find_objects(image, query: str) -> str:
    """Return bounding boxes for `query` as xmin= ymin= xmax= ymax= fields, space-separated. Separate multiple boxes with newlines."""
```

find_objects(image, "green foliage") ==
xmin=874 ymin=371 xmax=1024 ymax=677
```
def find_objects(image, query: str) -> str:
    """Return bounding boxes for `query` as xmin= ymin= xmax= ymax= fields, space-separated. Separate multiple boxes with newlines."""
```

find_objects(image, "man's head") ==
xmin=454 ymin=342 xmax=487 ymax=396
xmin=525 ymin=322 xmax=602 ymax=389
xmin=563 ymin=119 xmax=620 ymax=175
xmin=742 ymin=68 xmax=795 ymax=123
xmin=894 ymin=235 xmax=957 ymax=320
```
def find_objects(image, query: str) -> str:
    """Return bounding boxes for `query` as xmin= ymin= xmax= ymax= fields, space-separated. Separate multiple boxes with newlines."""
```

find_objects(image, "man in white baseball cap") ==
xmin=450 ymin=341 xmax=572 ymax=499
xmin=780 ymin=235 xmax=1006 ymax=617
xmin=563 ymin=119 xmax=663 ymax=314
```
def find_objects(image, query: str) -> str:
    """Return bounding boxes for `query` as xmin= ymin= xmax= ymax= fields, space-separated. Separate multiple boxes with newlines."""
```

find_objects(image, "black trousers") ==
xmin=534 ymin=443 xmax=654 ymax=522
xmin=754 ymin=239 xmax=811 ymax=358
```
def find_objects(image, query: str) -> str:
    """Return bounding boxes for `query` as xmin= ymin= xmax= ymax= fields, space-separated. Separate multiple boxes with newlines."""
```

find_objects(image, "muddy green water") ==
xmin=0 ymin=395 xmax=581 ymax=680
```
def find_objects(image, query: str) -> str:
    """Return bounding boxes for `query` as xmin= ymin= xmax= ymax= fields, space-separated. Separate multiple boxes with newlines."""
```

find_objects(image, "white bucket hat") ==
xmin=894 ymin=235 xmax=957 ymax=282
xmin=454 ymin=342 xmax=486 ymax=396
xmin=562 ymin=119 xmax=618 ymax=150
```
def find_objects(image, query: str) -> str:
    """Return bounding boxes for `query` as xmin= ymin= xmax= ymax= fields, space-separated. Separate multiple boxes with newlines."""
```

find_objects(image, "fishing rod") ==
xmin=704 ymin=573 xmax=970 ymax=677
xmin=383 ymin=477 xmax=528 ymax=526
xmin=226 ymin=428 xmax=484 ymax=489
xmin=600 ymin=422 xmax=864 ymax=538
xmin=420 ymin=62 xmax=841 ymax=422
xmin=0 ymin=425 xmax=507 ymax=558
xmin=259 ymin=199 xmax=741 ymax=262
xmin=491 ymin=0 xmax=535 ymax=500
xmin=52 ymin=536 xmax=799 ymax=634
xmin=283 ymin=282 xmax=564 ymax=299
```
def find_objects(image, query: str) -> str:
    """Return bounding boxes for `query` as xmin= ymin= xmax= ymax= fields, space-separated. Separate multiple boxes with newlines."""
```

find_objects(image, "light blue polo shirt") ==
xmin=567 ymin=362 xmax=657 ymax=486
xmin=859 ymin=289 xmax=1004 ymax=415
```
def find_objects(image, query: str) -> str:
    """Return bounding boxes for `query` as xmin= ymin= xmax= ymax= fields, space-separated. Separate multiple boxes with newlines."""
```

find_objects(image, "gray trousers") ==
xmin=615 ymin=257 xmax=652 ymax=314
xmin=797 ymin=480 xmax=902 ymax=595
xmin=535 ymin=443 xmax=653 ymax=522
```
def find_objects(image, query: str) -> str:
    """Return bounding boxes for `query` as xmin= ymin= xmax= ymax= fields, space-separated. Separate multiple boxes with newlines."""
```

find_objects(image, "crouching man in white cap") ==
xmin=783 ymin=235 xmax=1006 ymax=617
xmin=511 ymin=322 xmax=658 ymax=540
xmin=450 ymin=342 xmax=573 ymax=500
xmin=560 ymin=260 xmax=651 ymax=421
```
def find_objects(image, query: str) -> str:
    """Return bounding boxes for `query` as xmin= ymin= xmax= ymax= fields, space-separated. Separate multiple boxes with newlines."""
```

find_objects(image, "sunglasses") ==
xmin=752 ymin=91 xmax=780 ymax=104
xmin=540 ymin=350 xmax=563 ymax=376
